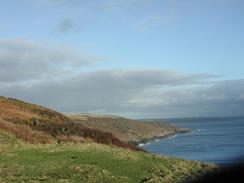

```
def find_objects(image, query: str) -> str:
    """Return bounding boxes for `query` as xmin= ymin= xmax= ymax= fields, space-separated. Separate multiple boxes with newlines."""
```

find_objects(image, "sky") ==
xmin=0 ymin=0 xmax=244 ymax=118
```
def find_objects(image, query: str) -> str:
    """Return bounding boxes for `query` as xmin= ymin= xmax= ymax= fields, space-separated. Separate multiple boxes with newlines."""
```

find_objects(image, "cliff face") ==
xmin=0 ymin=97 xmax=143 ymax=151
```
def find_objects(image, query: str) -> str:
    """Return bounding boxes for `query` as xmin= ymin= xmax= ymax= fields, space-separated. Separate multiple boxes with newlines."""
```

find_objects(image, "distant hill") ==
xmin=68 ymin=113 xmax=190 ymax=144
xmin=0 ymin=96 xmax=142 ymax=151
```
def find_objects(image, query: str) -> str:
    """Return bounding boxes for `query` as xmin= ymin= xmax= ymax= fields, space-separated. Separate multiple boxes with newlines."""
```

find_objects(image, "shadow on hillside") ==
xmin=194 ymin=162 xmax=244 ymax=183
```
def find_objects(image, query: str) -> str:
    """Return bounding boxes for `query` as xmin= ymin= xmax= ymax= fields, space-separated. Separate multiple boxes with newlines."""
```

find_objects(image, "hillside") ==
xmin=0 ymin=97 xmax=219 ymax=182
xmin=0 ymin=129 xmax=218 ymax=183
xmin=68 ymin=113 xmax=190 ymax=144
xmin=0 ymin=96 xmax=142 ymax=151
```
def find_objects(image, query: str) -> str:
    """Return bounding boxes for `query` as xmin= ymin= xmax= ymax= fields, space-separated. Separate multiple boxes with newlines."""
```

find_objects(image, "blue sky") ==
xmin=0 ymin=0 xmax=244 ymax=118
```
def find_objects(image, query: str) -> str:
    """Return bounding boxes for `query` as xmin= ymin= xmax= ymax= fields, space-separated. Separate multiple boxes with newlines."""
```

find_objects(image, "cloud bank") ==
xmin=0 ymin=38 xmax=243 ymax=118
xmin=1 ymin=48 xmax=243 ymax=118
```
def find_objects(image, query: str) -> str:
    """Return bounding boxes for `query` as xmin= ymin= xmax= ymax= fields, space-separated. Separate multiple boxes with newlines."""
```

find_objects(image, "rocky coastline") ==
xmin=130 ymin=128 xmax=192 ymax=147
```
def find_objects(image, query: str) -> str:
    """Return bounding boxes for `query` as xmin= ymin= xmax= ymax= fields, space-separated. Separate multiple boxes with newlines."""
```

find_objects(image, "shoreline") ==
xmin=130 ymin=128 xmax=192 ymax=147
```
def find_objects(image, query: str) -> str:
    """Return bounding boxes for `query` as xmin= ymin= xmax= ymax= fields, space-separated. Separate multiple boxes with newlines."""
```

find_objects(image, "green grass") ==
xmin=0 ymin=131 xmax=217 ymax=183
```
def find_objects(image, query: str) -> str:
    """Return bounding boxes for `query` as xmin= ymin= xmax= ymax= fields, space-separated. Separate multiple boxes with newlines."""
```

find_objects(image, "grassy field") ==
xmin=0 ymin=130 xmax=217 ymax=183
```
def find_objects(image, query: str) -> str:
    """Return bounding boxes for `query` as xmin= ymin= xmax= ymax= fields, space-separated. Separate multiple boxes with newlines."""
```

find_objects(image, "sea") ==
xmin=142 ymin=117 xmax=244 ymax=165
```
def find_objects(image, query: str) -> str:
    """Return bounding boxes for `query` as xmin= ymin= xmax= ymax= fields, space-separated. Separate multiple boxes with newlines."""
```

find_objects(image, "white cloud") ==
xmin=0 ymin=38 xmax=108 ymax=83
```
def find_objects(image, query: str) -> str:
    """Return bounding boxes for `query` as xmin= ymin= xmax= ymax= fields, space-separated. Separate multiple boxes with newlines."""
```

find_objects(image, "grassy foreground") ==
xmin=0 ymin=131 xmax=217 ymax=183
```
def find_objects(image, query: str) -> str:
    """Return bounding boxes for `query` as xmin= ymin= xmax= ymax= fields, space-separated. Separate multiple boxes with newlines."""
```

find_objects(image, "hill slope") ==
xmin=0 ymin=96 xmax=142 ymax=151
xmin=68 ymin=113 xmax=189 ymax=144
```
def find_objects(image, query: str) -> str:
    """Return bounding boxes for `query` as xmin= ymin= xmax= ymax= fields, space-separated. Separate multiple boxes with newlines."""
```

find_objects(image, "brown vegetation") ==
xmin=0 ymin=96 xmax=144 ymax=151
xmin=0 ymin=118 xmax=53 ymax=143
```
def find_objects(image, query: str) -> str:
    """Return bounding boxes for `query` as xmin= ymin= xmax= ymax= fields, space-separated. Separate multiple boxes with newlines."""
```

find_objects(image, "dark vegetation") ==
xmin=194 ymin=163 xmax=244 ymax=183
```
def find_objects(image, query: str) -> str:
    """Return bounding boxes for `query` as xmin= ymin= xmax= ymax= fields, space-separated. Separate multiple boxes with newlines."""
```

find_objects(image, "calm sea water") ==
xmin=143 ymin=117 xmax=244 ymax=165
